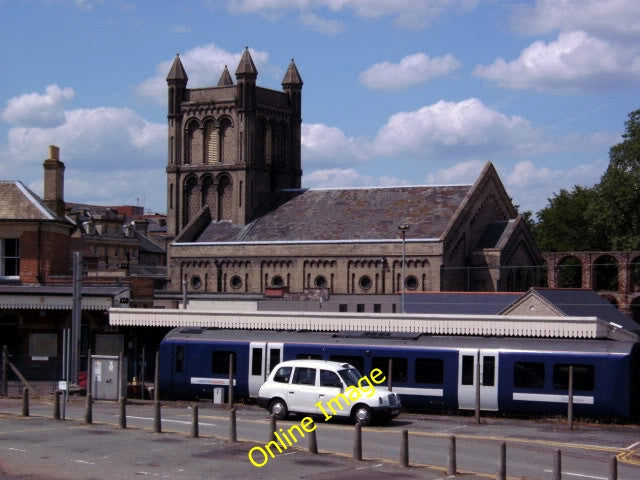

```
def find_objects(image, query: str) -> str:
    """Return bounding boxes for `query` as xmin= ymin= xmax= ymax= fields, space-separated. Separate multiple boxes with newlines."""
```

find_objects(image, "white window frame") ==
xmin=0 ymin=238 xmax=20 ymax=280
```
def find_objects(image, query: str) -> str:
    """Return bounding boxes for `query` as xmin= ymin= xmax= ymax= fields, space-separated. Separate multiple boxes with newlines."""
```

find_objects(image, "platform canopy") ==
xmin=108 ymin=308 xmax=637 ymax=341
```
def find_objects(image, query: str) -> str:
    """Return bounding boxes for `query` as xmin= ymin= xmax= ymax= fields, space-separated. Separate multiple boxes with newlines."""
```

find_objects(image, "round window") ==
xmin=191 ymin=276 xmax=202 ymax=289
xmin=359 ymin=275 xmax=372 ymax=291
xmin=314 ymin=275 xmax=327 ymax=288
xmin=405 ymin=275 xmax=419 ymax=291
xmin=271 ymin=275 xmax=284 ymax=287
xmin=230 ymin=275 xmax=243 ymax=290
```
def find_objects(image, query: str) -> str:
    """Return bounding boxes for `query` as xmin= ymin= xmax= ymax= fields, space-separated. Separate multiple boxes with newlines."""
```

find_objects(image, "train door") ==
xmin=457 ymin=349 xmax=499 ymax=411
xmin=267 ymin=343 xmax=284 ymax=376
xmin=172 ymin=343 xmax=188 ymax=388
xmin=248 ymin=342 xmax=266 ymax=397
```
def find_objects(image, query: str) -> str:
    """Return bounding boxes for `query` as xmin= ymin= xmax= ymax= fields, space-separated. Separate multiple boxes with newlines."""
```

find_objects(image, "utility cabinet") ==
xmin=91 ymin=355 xmax=127 ymax=401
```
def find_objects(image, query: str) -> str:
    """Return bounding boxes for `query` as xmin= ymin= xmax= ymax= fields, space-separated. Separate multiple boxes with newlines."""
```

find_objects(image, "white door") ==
xmin=287 ymin=366 xmax=318 ymax=414
xmin=457 ymin=349 xmax=499 ymax=411
xmin=248 ymin=342 xmax=266 ymax=397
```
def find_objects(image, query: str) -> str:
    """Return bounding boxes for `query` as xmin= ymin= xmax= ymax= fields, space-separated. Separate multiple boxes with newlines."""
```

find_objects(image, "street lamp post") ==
xmin=398 ymin=224 xmax=410 ymax=313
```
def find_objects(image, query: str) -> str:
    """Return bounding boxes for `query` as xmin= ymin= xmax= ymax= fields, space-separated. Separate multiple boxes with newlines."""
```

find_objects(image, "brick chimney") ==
xmin=43 ymin=145 xmax=65 ymax=217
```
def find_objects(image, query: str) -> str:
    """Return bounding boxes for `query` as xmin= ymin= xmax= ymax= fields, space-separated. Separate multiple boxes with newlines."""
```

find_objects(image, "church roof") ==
xmin=166 ymin=55 xmax=188 ymax=82
xmin=195 ymin=185 xmax=471 ymax=243
xmin=217 ymin=65 xmax=234 ymax=86
xmin=235 ymin=48 xmax=257 ymax=76
xmin=0 ymin=181 xmax=58 ymax=221
xmin=282 ymin=59 xmax=303 ymax=86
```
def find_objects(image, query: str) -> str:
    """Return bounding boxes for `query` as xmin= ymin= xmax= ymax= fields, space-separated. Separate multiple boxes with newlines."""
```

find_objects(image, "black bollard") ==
xmin=153 ymin=401 xmax=162 ymax=433
xmin=84 ymin=393 xmax=93 ymax=424
xmin=21 ymin=387 xmax=29 ymax=417
xmin=229 ymin=407 xmax=237 ymax=442
xmin=553 ymin=449 xmax=562 ymax=480
xmin=609 ymin=456 xmax=617 ymax=480
xmin=568 ymin=366 xmax=574 ymax=431
xmin=399 ymin=428 xmax=409 ymax=467
xmin=191 ymin=404 xmax=199 ymax=438
xmin=353 ymin=423 xmax=362 ymax=461
xmin=269 ymin=414 xmax=277 ymax=442
xmin=119 ymin=396 xmax=127 ymax=429
xmin=498 ymin=442 xmax=506 ymax=480
xmin=53 ymin=390 xmax=61 ymax=420
xmin=308 ymin=427 xmax=318 ymax=454
xmin=448 ymin=435 xmax=457 ymax=475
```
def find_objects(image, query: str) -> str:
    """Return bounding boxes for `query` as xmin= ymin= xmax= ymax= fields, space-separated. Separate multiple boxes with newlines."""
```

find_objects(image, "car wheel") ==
xmin=269 ymin=398 xmax=289 ymax=420
xmin=352 ymin=404 xmax=372 ymax=426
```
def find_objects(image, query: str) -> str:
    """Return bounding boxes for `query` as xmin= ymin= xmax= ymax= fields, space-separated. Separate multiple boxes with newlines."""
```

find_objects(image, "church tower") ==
xmin=165 ymin=48 xmax=303 ymax=239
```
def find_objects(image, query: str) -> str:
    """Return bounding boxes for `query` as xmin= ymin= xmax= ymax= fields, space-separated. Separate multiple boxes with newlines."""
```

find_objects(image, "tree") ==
xmin=533 ymin=108 xmax=640 ymax=252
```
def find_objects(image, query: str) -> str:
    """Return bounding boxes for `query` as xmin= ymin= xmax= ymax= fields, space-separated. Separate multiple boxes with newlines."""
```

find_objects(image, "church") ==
xmin=165 ymin=48 xmax=542 ymax=296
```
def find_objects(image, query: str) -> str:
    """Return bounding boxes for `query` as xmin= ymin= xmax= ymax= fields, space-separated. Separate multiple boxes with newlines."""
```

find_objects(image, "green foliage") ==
xmin=533 ymin=108 xmax=640 ymax=251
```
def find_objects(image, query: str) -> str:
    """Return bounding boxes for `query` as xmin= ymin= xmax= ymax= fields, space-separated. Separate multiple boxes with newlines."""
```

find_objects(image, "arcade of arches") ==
xmin=544 ymin=252 xmax=640 ymax=323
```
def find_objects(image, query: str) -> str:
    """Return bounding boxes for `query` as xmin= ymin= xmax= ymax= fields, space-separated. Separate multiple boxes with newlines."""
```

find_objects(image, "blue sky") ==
xmin=1 ymin=0 xmax=638 ymax=215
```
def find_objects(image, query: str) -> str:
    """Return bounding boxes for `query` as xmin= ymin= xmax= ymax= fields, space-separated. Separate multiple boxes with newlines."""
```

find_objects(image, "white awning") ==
xmin=1 ymin=293 xmax=128 ymax=311
xmin=108 ymin=308 xmax=637 ymax=341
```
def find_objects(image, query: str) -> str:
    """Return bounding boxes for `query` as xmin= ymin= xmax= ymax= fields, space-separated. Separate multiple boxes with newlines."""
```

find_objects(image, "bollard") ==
xmin=228 ymin=353 xmax=234 ymax=409
xmin=154 ymin=351 xmax=159 ymax=402
xmin=387 ymin=358 xmax=393 ymax=392
xmin=269 ymin=414 xmax=277 ymax=442
xmin=568 ymin=365 xmax=574 ymax=431
xmin=609 ymin=456 xmax=617 ymax=480
xmin=119 ymin=396 xmax=127 ymax=429
xmin=399 ymin=428 xmax=409 ymax=468
xmin=21 ymin=387 xmax=29 ymax=417
xmin=229 ymin=407 xmax=237 ymax=442
xmin=53 ymin=390 xmax=61 ymax=420
xmin=86 ymin=348 xmax=92 ymax=397
xmin=498 ymin=442 xmax=506 ymax=480
xmin=1 ymin=345 xmax=7 ymax=397
xmin=308 ymin=427 xmax=318 ymax=454
xmin=153 ymin=401 xmax=162 ymax=433
xmin=84 ymin=393 xmax=93 ymax=424
xmin=448 ymin=435 xmax=457 ymax=475
xmin=553 ymin=449 xmax=562 ymax=480
xmin=353 ymin=423 xmax=362 ymax=461
xmin=475 ymin=352 xmax=481 ymax=424
xmin=191 ymin=404 xmax=199 ymax=438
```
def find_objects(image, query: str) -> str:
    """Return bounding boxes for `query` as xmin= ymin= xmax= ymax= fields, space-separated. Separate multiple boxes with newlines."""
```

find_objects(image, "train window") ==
xmin=514 ymin=362 xmax=545 ymax=388
xmin=482 ymin=356 xmax=495 ymax=387
xmin=273 ymin=366 xmax=292 ymax=383
xmin=296 ymin=353 xmax=322 ymax=360
xmin=415 ymin=358 xmax=444 ymax=384
xmin=211 ymin=351 xmax=237 ymax=375
xmin=175 ymin=345 xmax=184 ymax=373
xmin=462 ymin=355 xmax=474 ymax=385
xmin=373 ymin=304 xmax=381 ymax=313
xmin=372 ymin=357 xmax=407 ymax=382
xmin=329 ymin=355 xmax=364 ymax=373
xmin=357 ymin=304 xmax=365 ymax=312
xmin=339 ymin=304 xmax=348 ymax=312
xmin=251 ymin=348 xmax=263 ymax=376
xmin=292 ymin=367 xmax=317 ymax=386
xmin=269 ymin=349 xmax=281 ymax=374
xmin=553 ymin=364 xmax=594 ymax=391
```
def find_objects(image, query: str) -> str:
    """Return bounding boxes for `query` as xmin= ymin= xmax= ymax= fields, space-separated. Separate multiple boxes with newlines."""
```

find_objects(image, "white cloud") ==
xmin=372 ymin=98 xmax=541 ymax=157
xmin=6 ymin=107 xmax=166 ymax=172
xmin=226 ymin=0 xmax=478 ymax=28
xmin=2 ymin=85 xmax=74 ymax=127
xmin=474 ymin=31 xmax=640 ymax=92
xmin=302 ymin=122 xmax=367 ymax=166
xmin=304 ymin=168 xmax=374 ymax=188
xmin=425 ymin=159 xmax=486 ymax=184
xmin=512 ymin=0 xmax=640 ymax=38
xmin=136 ymin=44 xmax=272 ymax=104
xmin=299 ymin=12 xmax=344 ymax=35
xmin=359 ymin=52 xmax=461 ymax=90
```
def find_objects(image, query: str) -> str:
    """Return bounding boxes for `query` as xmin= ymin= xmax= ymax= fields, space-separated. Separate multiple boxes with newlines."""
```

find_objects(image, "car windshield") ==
xmin=338 ymin=368 xmax=362 ymax=387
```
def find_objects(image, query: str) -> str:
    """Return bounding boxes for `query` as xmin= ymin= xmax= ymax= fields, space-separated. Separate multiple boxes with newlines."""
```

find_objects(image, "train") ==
xmin=158 ymin=328 xmax=640 ymax=419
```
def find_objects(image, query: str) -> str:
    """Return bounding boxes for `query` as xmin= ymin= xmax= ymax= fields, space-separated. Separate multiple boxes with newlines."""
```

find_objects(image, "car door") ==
xmin=287 ymin=366 xmax=318 ymax=414
xmin=316 ymin=369 xmax=346 ymax=417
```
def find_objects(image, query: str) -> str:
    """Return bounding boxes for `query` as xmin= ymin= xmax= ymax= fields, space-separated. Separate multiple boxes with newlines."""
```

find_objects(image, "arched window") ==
xmin=186 ymin=121 xmax=200 ymax=165
xmin=201 ymin=175 xmax=214 ymax=210
xmin=218 ymin=175 xmax=233 ymax=221
xmin=219 ymin=118 xmax=233 ymax=164
xmin=204 ymin=121 xmax=219 ymax=164
xmin=183 ymin=176 xmax=198 ymax=226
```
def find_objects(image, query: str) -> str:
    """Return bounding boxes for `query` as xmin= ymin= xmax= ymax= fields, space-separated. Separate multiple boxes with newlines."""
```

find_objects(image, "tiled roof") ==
xmin=0 ymin=181 xmax=56 ymax=220
xmin=195 ymin=185 xmax=471 ymax=243
xmin=405 ymin=292 xmax=522 ymax=315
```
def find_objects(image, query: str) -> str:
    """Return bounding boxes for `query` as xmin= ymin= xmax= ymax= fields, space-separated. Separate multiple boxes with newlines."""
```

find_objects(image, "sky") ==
xmin=1 ymin=0 xmax=638 ymax=216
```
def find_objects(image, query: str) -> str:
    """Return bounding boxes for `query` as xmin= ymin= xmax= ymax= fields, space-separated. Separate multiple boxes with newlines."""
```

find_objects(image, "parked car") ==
xmin=257 ymin=359 xmax=401 ymax=425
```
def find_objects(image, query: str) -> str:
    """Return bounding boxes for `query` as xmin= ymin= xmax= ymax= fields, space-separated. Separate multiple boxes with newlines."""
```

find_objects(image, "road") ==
xmin=1 ymin=397 xmax=639 ymax=479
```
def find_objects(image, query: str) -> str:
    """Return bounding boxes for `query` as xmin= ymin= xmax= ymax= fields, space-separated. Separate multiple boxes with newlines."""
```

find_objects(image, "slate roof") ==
xmin=525 ymin=288 xmax=640 ymax=331
xmin=235 ymin=48 xmax=257 ymax=75
xmin=195 ymin=185 xmax=472 ymax=243
xmin=405 ymin=292 xmax=522 ymax=315
xmin=282 ymin=59 xmax=303 ymax=85
xmin=136 ymin=232 xmax=165 ymax=254
xmin=0 ymin=181 xmax=57 ymax=221
xmin=166 ymin=55 xmax=188 ymax=81
xmin=217 ymin=65 xmax=233 ymax=86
